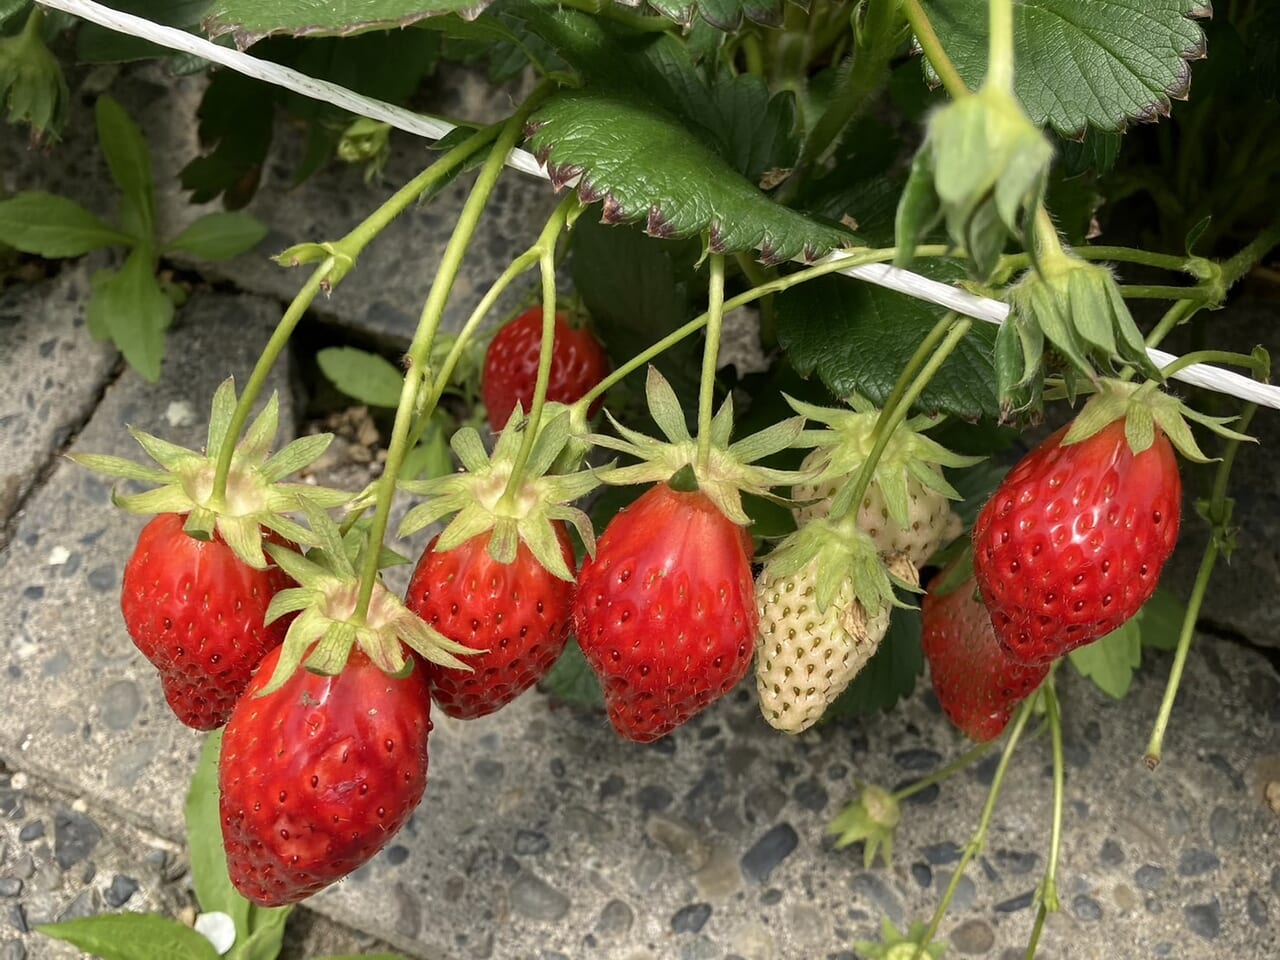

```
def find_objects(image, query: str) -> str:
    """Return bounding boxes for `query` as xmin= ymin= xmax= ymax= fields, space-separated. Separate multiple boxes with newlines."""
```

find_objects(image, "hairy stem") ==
xmin=210 ymin=122 xmax=499 ymax=505
xmin=985 ymin=0 xmax=1015 ymax=92
xmin=1144 ymin=400 xmax=1259 ymax=769
xmin=913 ymin=697 xmax=1036 ymax=959
xmin=903 ymin=0 xmax=969 ymax=98
xmin=1039 ymin=678 xmax=1065 ymax=913
xmin=830 ymin=313 xmax=972 ymax=523
xmin=893 ymin=739 xmax=997 ymax=803
xmin=355 ymin=86 xmax=551 ymax=620
xmin=497 ymin=196 xmax=578 ymax=512
xmin=696 ymin=255 xmax=727 ymax=473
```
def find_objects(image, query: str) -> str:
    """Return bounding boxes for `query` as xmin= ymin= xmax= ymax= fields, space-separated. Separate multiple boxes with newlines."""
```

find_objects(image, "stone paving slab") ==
xmin=0 ymin=263 xmax=118 ymax=538
xmin=1 ymin=66 xmax=562 ymax=349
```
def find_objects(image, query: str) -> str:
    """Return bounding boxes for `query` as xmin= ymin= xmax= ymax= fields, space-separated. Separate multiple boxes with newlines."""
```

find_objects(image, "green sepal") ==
xmin=827 ymin=783 xmax=901 ymax=869
xmin=65 ymin=453 xmax=169 ymax=484
xmin=206 ymin=377 xmax=237 ymax=461
xmin=1061 ymin=378 xmax=1254 ymax=464
xmin=261 ymin=434 xmax=333 ymax=482
xmin=264 ymin=586 xmax=314 ymax=626
xmin=853 ymin=917 xmax=946 ymax=960
xmin=306 ymin=621 xmax=357 ymax=676
xmin=764 ymin=518 xmax=901 ymax=620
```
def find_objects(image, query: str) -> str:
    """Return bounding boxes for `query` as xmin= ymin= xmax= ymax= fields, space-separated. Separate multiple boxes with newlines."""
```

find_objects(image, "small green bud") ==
xmin=0 ymin=9 xmax=70 ymax=143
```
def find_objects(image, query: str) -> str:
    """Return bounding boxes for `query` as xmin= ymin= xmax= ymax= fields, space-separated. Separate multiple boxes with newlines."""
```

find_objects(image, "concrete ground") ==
xmin=2 ymin=66 xmax=1278 ymax=960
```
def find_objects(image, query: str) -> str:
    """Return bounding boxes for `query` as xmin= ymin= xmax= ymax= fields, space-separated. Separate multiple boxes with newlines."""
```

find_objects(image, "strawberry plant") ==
xmin=10 ymin=0 xmax=1280 ymax=956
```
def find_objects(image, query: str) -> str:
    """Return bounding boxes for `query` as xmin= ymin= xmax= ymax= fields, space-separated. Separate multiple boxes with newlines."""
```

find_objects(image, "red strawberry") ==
xmin=121 ymin=513 xmax=295 ymax=730
xmin=922 ymin=574 xmax=1049 ymax=741
xmin=573 ymin=483 xmax=757 ymax=742
xmin=972 ymin=418 xmax=1181 ymax=665
xmin=218 ymin=644 xmax=432 ymax=907
xmin=405 ymin=525 xmax=576 ymax=719
xmin=482 ymin=307 xmax=609 ymax=429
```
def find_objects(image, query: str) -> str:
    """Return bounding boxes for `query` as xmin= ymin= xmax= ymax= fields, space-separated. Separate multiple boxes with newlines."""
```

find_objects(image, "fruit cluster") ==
xmin=79 ymin=315 xmax=1193 ymax=910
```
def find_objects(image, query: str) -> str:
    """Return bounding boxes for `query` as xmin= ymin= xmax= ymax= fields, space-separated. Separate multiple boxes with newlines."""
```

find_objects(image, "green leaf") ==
xmin=205 ymin=0 xmax=491 ymax=44
xmin=1132 ymin=589 xmax=1186 ymax=652
xmin=167 ymin=212 xmax=268 ymax=261
xmin=96 ymin=94 xmax=155 ymax=241
xmin=775 ymin=264 xmax=1000 ymax=421
xmin=89 ymin=248 xmax=173 ymax=382
xmin=76 ymin=1 xmax=210 ymax=63
xmin=37 ymin=914 xmax=220 ymax=960
xmin=316 ymin=346 xmax=404 ymax=408
xmin=521 ymin=13 xmax=851 ymax=264
xmin=539 ymin=639 xmax=604 ymax=709
xmin=180 ymin=69 xmax=275 ymax=207
xmin=186 ymin=732 xmax=252 ymax=942
xmin=644 ymin=0 xmax=784 ymax=31
xmin=823 ymin=607 xmax=923 ymax=721
xmin=918 ymin=0 xmax=1208 ymax=134
xmin=0 ymin=192 xmax=133 ymax=256
xmin=1068 ymin=619 xmax=1141 ymax=699
xmin=235 ymin=906 xmax=290 ymax=960
xmin=570 ymin=217 xmax=702 ymax=407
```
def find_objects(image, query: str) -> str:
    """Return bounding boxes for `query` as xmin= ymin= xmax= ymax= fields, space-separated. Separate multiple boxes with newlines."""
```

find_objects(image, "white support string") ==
xmin=34 ymin=0 xmax=1280 ymax=411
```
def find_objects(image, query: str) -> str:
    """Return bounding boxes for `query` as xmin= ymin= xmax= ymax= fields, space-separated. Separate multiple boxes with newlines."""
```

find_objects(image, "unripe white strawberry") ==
xmin=755 ymin=553 xmax=917 ymax=734
xmin=793 ymin=449 xmax=962 ymax=568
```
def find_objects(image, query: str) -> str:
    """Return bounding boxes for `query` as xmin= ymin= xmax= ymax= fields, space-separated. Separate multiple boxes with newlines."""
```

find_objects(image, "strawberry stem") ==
xmin=355 ymin=84 xmax=553 ymax=621
xmin=891 ymin=739 xmax=997 ymax=803
xmin=830 ymin=313 xmax=971 ymax=523
xmin=209 ymin=121 xmax=502 ymax=506
xmin=696 ymin=255 xmax=727 ymax=474
xmin=497 ymin=195 xmax=578 ymax=513
xmin=1159 ymin=349 xmax=1270 ymax=381
xmin=1143 ymin=400 xmax=1258 ymax=768
xmin=911 ymin=695 xmax=1036 ymax=960
xmin=985 ymin=0 xmax=1015 ymax=93
xmin=570 ymin=246 xmax=952 ymax=418
xmin=1022 ymin=679 xmax=1064 ymax=960
xmin=902 ymin=0 xmax=969 ymax=99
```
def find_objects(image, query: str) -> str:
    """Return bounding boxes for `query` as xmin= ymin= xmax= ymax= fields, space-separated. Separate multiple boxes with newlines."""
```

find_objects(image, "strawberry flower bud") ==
xmin=896 ymin=83 xmax=1053 ymax=281
xmin=0 ymin=8 xmax=69 ymax=143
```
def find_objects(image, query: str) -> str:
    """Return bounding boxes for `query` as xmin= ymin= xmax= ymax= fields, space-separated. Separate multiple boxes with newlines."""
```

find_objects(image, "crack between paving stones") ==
xmin=1195 ymin=618 xmax=1280 ymax=676
xmin=0 ymin=356 xmax=128 ymax=553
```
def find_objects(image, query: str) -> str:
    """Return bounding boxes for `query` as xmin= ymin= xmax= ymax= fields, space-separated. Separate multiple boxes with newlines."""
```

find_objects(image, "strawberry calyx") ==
xmin=787 ymin=395 xmax=981 ymax=527
xmin=765 ymin=515 xmax=915 ymax=622
xmin=588 ymin=367 xmax=808 ymax=525
xmin=853 ymin=918 xmax=946 ymax=960
xmin=258 ymin=504 xmax=472 ymax=695
xmin=828 ymin=783 xmax=902 ymax=870
xmin=1060 ymin=377 xmax=1253 ymax=464
xmin=398 ymin=404 xmax=599 ymax=582
xmin=70 ymin=379 xmax=350 ymax=569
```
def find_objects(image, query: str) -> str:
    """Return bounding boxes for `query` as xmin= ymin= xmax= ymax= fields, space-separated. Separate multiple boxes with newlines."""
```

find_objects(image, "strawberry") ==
xmin=405 ymin=525 xmax=576 ymax=719
xmin=972 ymin=416 xmax=1181 ymax=665
xmin=573 ymin=482 xmax=757 ymax=742
xmin=482 ymin=306 xmax=609 ymax=429
xmin=121 ymin=513 xmax=295 ymax=730
xmin=921 ymin=572 xmax=1048 ymax=741
xmin=219 ymin=644 xmax=433 ymax=907
xmin=755 ymin=553 xmax=918 ymax=734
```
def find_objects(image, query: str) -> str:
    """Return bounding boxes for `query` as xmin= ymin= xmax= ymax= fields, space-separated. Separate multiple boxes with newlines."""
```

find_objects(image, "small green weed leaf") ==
xmin=918 ymin=0 xmax=1207 ymax=134
xmin=1068 ymin=620 xmax=1141 ymax=699
xmin=96 ymin=94 xmax=154 ymax=240
xmin=644 ymin=0 xmax=784 ymax=31
xmin=775 ymin=264 xmax=1000 ymax=421
xmin=205 ymin=0 xmax=491 ymax=45
xmin=236 ymin=905 xmax=291 ymax=960
xmin=539 ymin=638 xmax=604 ymax=709
xmin=0 ymin=192 xmax=133 ymax=256
xmin=186 ymin=732 xmax=253 ymax=943
xmin=168 ymin=212 xmax=268 ymax=261
xmin=1133 ymin=589 xmax=1186 ymax=651
xmin=317 ymin=347 xmax=405 ymax=408
xmin=528 ymin=88 xmax=849 ymax=263
xmin=37 ymin=914 xmax=220 ymax=960
xmin=90 ymin=248 xmax=172 ymax=382
xmin=824 ymin=607 xmax=923 ymax=720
